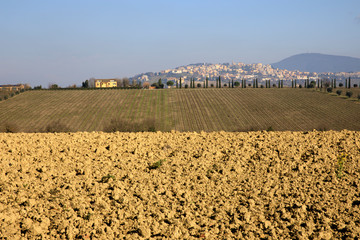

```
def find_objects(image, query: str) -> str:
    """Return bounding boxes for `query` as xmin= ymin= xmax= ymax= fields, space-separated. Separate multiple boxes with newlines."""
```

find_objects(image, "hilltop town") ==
xmin=131 ymin=62 xmax=360 ymax=86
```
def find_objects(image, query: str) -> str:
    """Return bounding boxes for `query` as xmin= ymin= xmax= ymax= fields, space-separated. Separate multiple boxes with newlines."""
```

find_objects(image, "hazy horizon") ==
xmin=1 ymin=0 xmax=360 ymax=87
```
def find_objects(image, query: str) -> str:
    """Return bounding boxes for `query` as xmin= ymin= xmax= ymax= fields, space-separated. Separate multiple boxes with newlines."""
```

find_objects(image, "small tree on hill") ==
xmin=197 ymin=83 xmax=202 ymax=88
xmin=346 ymin=91 xmax=353 ymax=98
xmin=234 ymin=81 xmax=240 ymax=87
xmin=336 ymin=90 xmax=342 ymax=95
xmin=49 ymin=83 xmax=59 ymax=89
xmin=82 ymin=80 xmax=89 ymax=88
xmin=167 ymin=81 xmax=174 ymax=87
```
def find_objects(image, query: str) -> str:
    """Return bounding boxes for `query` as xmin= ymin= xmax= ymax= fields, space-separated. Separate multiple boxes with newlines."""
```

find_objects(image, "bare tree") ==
xmin=115 ymin=78 xmax=122 ymax=87
xmin=142 ymin=82 xmax=150 ymax=89
xmin=122 ymin=78 xmax=130 ymax=87
xmin=88 ymin=78 xmax=96 ymax=88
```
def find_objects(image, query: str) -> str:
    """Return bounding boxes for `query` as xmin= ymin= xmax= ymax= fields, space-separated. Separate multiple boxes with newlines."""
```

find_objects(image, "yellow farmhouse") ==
xmin=0 ymin=84 xmax=25 ymax=91
xmin=95 ymin=79 xmax=117 ymax=88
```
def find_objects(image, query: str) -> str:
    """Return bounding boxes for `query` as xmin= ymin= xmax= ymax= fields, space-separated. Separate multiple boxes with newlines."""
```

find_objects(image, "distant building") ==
xmin=0 ymin=84 xmax=25 ymax=91
xmin=95 ymin=79 xmax=117 ymax=88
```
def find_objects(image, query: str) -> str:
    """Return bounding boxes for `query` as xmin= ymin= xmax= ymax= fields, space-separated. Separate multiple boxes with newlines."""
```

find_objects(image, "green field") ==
xmin=0 ymin=88 xmax=359 ymax=132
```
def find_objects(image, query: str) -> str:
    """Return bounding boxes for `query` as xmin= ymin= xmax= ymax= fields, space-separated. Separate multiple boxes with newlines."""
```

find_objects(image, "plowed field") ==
xmin=1 ymin=131 xmax=359 ymax=239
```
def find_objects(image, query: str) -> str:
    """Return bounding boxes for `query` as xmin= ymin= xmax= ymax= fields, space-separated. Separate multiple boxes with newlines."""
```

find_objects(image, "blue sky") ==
xmin=1 ymin=0 xmax=359 ymax=87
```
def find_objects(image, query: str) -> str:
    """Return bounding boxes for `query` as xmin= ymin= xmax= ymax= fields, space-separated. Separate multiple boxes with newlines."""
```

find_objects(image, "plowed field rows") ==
xmin=0 ymin=88 xmax=359 ymax=132
xmin=1 ymin=131 xmax=359 ymax=239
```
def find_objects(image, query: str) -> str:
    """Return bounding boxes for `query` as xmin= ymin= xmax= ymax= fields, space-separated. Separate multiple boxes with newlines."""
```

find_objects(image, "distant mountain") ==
xmin=271 ymin=53 xmax=360 ymax=73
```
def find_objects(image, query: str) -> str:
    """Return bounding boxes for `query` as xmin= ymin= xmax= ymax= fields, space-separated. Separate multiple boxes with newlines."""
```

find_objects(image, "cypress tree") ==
xmin=292 ymin=79 xmax=294 ymax=88
xmin=216 ymin=78 xmax=218 ymax=88
xmin=281 ymin=80 xmax=283 ymax=88
xmin=244 ymin=79 xmax=246 ymax=88
xmin=176 ymin=80 xmax=178 ymax=88
xmin=295 ymin=79 xmax=297 ymax=88
xmin=256 ymin=78 xmax=258 ymax=88
xmin=334 ymin=79 xmax=336 ymax=88
xmin=317 ymin=79 xmax=319 ymax=88
xmin=345 ymin=78 xmax=348 ymax=89
xmin=232 ymin=79 xmax=234 ymax=88
xmin=348 ymin=77 xmax=351 ymax=88
xmin=206 ymin=77 xmax=208 ymax=88
xmin=278 ymin=80 xmax=280 ymax=88
xmin=253 ymin=79 xmax=255 ymax=88
xmin=219 ymin=76 xmax=221 ymax=88
xmin=180 ymin=77 xmax=182 ymax=89
xmin=321 ymin=79 xmax=323 ymax=89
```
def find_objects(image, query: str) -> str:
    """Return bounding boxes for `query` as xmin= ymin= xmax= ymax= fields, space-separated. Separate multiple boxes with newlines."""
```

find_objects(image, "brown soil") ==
xmin=1 ymin=131 xmax=359 ymax=239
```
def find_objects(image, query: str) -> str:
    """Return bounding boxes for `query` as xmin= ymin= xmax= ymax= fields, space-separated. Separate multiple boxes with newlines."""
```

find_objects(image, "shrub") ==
xmin=336 ymin=153 xmax=347 ymax=178
xmin=0 ymin=122 xmax=19 ymax=133
xmin=167 ymin=81 xmax=174 ymax=87
xmin=234 ymin=81 xmax=240 ymax=87
xmin=336 ymin=90 xmax=342 ymax=96
xmin=100 ymin=174 xmax=115 ymax=183
xmin=316 ymin=125 xmax=328 ymax=131
xmin=326 ymin=87 xmax=333 ymax=93
xmin=346 ymin=91 xmax=353 ymax=98
xmin=260 ymin=85 xmax=264 ymax=88
xmin=299 ymin=84 xmax=302 ymax=88
xmin=44 ymin=120 xmax=71 ymax=133
xmin=197 ymin=83 xmax=202 ymax=88
xmin=4 ymin=95 xmax=8 ymax=100
xmin=339 ymin=83 xmax=343 ymax=87
xmin=104 ymin=118 xmax=156 ymax=132
xmin=149 ymin=159 xmax=166 ymax=170
xmin=184 ymin=84 xmax=189 ymax=88
xmin=358 ymin=94 xmax=360 ymax=100
xmin=10 ymin=93 xmax=15 ymax=97
xmin=354 ymin=84 xmax=358 ymax=88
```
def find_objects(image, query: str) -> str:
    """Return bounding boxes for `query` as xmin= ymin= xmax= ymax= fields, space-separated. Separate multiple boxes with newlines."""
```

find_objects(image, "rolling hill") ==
xmin=0 ymin=88 xmax=360 ymax=132
xmin=271 ymin=53 xmax=360 ymax=73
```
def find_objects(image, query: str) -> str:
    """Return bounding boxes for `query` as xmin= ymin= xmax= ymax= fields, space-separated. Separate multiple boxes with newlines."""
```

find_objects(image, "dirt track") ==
xmin=1 ymin=131 xmax=360 ymax=239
